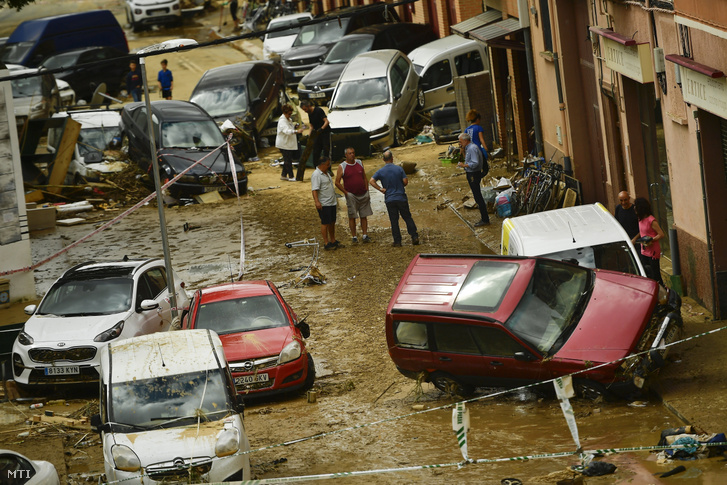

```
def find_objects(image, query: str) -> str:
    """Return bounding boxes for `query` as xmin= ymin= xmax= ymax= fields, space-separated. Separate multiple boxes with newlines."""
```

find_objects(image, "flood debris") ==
xmin=656 ymin=425 xmax=727 ymax=462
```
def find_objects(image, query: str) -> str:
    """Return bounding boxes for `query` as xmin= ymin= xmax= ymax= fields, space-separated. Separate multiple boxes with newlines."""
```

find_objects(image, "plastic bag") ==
xmin=496 ymin=192 xmax=512 ymax=218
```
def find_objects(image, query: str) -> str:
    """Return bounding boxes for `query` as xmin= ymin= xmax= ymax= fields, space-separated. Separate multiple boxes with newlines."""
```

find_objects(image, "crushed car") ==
xmin=182 ymin=280 xmax=315 ymax=399
xmin=386 ymin=254 xmax=682 ymax=399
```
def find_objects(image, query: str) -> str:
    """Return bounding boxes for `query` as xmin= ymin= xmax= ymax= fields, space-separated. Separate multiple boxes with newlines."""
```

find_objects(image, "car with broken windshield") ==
xmin=11 ymin=258 xmax=189 ymax=389
xmin=182 ymin=280 xmax=315 ymax=399
xmin=120 ymin=100 xmax=248 ymax=197
xmin=386 ymin=254 xmax=682 ymax=399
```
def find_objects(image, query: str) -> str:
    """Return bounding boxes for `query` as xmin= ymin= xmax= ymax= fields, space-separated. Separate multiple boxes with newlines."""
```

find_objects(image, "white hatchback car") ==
xmin=327 ymin=49 xmax=419 ymax=149
xmin=93 ymin=329 xmax=251 ymax=484
xmin=125 ymin=0 xmax=181 ymax=32
xmin=12 ymin=258 xmax=189 ymax=389
xmin=263 ymin=12 xmax=313 ymax=60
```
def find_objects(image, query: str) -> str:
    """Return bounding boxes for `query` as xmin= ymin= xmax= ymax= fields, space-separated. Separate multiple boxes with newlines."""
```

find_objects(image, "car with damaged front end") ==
xmin=92 ymin=329 xmax=250 ymax=484
xmin=386 ymin=254 xmax=682 ymax=399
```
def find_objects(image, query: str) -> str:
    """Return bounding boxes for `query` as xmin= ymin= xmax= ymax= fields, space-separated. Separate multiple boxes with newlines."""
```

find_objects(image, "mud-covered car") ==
xmin=12 ymin=258 xmax=189 ymax=389
xmin=386 ymin=254 xmax=682 ymax=399
xmin=120 ymin=100 xmax=248 ymax=197
xmin=182 ymin=280 xmax=315 ymax=399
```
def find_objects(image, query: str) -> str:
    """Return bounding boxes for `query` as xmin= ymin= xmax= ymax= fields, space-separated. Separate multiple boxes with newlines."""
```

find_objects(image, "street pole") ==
xmin=137 ymin=39 xmax=197 ymax=319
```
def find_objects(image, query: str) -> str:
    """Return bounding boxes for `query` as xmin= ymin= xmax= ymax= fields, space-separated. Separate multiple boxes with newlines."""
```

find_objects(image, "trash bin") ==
xmin=330 ymin=127 xmax=371 ymax=162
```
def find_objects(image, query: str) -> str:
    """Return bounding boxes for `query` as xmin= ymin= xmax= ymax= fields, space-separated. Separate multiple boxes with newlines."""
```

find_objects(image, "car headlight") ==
xmin=278 ymin=340 xmax=301 ymax=365
xmin=17 ymin=331 xmax=34 ymax=345
xmin=94 ymin=321 xmax=124 ymax=342
xmin=161 ymin=164 xmax=173 ymax=175
xmin=111 ymin=444 xmax=141 ymax=472
xmin=215 ymin=428 xmax=240 ymax=457
xmin=298 ymin=81 xmax=307 ymax=91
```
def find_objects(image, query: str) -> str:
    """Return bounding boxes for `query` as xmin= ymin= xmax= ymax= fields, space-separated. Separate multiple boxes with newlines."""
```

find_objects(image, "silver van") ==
xmin=408 ymin=35 xmax=489 ymax=111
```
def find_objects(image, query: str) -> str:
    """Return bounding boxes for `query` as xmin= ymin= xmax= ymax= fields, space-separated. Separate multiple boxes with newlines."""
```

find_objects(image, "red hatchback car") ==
xmin=386 ymin=254 xmax=682 ymax=399
xmin=182 ymin=281 xmax=314 ymax=398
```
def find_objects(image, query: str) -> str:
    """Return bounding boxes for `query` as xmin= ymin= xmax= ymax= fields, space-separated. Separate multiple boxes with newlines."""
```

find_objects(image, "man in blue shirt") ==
xmin=158 ymin=59 xmax=173 ymax=100
xmin=369 ymin=150 xmax=419 ymax=247
xmin=457 ymin=132 xmax=490 ymax=227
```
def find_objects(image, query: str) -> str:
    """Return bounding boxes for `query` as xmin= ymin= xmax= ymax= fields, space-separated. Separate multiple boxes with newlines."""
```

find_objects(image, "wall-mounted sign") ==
xmin=603 ymin=38 xmax=654 ymax=84
xmin=681 ymin=67 xmax=727 ymax=119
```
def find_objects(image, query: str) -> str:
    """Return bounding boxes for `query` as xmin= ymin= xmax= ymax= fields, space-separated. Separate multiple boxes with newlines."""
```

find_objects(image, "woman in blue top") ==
xmin=465 ymin=109 xmax=489 ymax=159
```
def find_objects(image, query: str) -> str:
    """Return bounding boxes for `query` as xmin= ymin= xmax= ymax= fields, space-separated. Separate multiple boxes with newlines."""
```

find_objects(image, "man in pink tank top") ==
xmin=335 ymin=147 xmax=373 ymax=243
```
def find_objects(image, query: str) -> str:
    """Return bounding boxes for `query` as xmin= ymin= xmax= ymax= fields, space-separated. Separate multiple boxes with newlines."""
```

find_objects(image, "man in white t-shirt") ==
xmin=311 ymin=156 xmax=343 ymax=250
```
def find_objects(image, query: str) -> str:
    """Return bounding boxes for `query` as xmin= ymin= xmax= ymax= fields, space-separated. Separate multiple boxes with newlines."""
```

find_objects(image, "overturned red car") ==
xmin=182 ymin=281 xmax=314 ymax=399
xmin=386 ymin=254 xmax=682 ymax=399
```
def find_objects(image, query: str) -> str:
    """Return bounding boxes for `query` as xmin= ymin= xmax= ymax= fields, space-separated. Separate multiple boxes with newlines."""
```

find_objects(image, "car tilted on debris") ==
xmin=386 ymin=254 xmax=682 ymax=399
xmin=120 ymin=100 xmax=248 ymax=197
xmin=92 ymin=329 xmax=251 ymax=484
xmin=182 ymin=280 xmax=315 ymax=399
xmin=12 ymin=258 xmax=189 ymax=389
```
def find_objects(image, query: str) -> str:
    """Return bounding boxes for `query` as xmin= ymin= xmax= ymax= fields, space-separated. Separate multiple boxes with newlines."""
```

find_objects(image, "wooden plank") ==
xmin=193 ymin=191 xmax=224 ymax=204
xmin=31 ymin=414 xmax=91 ymax=429
xmin=47 ymin=118 xmax=81 ymax=195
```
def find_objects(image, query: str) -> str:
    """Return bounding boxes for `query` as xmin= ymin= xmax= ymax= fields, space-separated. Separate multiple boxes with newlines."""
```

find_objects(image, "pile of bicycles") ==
xmin=510 ymin=156 xmax=565 ymax=216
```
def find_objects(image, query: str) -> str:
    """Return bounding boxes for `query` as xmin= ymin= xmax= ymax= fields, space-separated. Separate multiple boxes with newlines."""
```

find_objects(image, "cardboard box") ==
xmin=27 ymin=206 xmax=56 ymax=231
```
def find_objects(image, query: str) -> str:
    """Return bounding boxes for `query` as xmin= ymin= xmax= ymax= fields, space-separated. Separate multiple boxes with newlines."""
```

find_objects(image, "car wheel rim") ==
xmin=417 ymin=88 xmax=425 ymax=109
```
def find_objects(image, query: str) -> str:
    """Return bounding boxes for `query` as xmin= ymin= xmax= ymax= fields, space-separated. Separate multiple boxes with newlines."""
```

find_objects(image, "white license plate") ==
xmin=45 ymin=366 xmax=80 ymax=376
xmin=235 ymin=374 xmax=269 ymax=385
xmin=294 ymin=70 xmax=310 ymax=77
xmin=309 ymin=92 xmax=326 ymax=98
xmin=203 ymin=185 xmax=226 ymax=193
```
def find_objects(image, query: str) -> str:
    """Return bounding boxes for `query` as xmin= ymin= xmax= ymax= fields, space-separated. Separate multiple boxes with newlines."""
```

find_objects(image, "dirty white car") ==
xmin=52 ymin=109 xmax=126 ymax=184
xmin=263 ymin=12 xmax=313 ymax=60
xmin=327 ymin=49 xmax=418 ymax=149
xmin=12 ymin=259 xmax=189 ymax=389
xmin=92 ymin=329 xmax=251 ymax=484
xmin=0 ymin=449 xmax=60 ymax=485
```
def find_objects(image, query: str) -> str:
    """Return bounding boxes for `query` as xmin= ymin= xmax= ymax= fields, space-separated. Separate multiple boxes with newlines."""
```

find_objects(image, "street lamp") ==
xmin=138 ymin=38 xmax=198 ymax=319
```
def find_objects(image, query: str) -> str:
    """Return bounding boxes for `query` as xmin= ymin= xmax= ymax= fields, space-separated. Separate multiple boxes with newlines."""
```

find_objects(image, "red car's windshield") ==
xmin=194 ymin=295 xmax=288 ymax=334
xmin=505 ymin=260 xmax=592 ymax=356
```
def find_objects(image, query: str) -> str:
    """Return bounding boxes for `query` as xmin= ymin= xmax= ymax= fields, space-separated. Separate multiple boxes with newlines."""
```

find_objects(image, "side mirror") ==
xmin=295 ymin=317 xmax=310 ymax=339
xmin=24 ymin=305 xmax=37 ymax=316
xmin=514 ymin=351 xmax=535 ymax=362
xmin=90 ymin=414 xmax=109 ymax=433
xmin=138 ymin=299 xmax=160 ymax=312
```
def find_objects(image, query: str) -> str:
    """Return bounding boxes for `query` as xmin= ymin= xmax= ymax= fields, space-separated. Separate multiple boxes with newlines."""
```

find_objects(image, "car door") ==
xmin=250 ymin=63 xmax=278 ymax=133
xmin=133 ymin=267 xmax=172 ymax=335
xmin=430 ymin=321 xmax=545 ymax=389
xmin=389 ymin=55 xmax=415 ymax=123
xmin=420 ymin=58 xmax=453 ymax=110
xmin=127 ymin=106 xmax=153 ymax=169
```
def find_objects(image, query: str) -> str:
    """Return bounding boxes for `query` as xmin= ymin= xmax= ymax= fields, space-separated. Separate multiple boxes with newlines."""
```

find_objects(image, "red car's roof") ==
xmin=388 ymin=254 xmax=534 ymax=323
xmin=198 ymin=280 xmax=273 ymax=303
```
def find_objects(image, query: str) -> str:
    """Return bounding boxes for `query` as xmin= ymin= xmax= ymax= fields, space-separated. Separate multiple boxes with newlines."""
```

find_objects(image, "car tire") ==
xmin=574 ymin=379 xmax=610 ymax=401
xmin=430 ymin=372 xmax=475 ymax=397
xmin=416 ymin=87 xmax=425 ymax=110
xmin=302 ymin=354 xmax=315 ymax=391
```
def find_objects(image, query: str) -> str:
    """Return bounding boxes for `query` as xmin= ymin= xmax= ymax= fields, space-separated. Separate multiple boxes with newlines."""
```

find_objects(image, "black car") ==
xmin=190 ymin=60 xmax=286 ymax=155
xmin=120 ymin=100 xmax=247 ymax=197
xmin=39 ymin=46 xmax=128 ymax=102
xmin=281 ymin=5 xmax=399 ymax=85
xmin=297 ymin=22 xmax=436 ymax=104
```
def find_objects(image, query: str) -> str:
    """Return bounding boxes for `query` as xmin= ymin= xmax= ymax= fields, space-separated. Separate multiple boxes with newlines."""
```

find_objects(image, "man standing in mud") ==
xmin=369 ymin=150 xmax=419 ymax=247
xmin=335 ymin=147 xmax=372 ymax=243
xmin=312 ymin=156 xmax=342 ymax=250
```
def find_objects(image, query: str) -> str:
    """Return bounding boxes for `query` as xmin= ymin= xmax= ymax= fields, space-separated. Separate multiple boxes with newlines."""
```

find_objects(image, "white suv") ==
xmin=12 ymin=258 xmax=189 ymax=389
xmin=125 ymin=0 xmax=181 ymax=32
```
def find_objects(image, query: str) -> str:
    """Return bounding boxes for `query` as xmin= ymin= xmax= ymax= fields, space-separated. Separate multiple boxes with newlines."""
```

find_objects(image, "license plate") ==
xmin=45 ymin=366 xmax=80 ymax=376
xmin=294 ymin=70 xmax=310 ymax=77
xmin=203 ymin=185 xmax=226 ymax=193
xmin=235 ymin=374 xmax=269 ymax=385
xmin=309 ymin=92 xmax=326 ymax=98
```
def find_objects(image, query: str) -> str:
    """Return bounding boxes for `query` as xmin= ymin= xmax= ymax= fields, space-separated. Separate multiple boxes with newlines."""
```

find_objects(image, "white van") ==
xmin=408 ymin=35 xmax=489 ymax=111
xmin=501 ymin=202 xmax=647 ymax=277
xmin=93 ymin=329 xmax=251 ymax=484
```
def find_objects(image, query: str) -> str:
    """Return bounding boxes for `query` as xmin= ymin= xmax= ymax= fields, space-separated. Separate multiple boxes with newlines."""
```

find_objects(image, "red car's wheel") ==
xmin=430 ymin=372 xmax=475 ymax=397
xmin=303 ymin=354 xmax=315 ymax=391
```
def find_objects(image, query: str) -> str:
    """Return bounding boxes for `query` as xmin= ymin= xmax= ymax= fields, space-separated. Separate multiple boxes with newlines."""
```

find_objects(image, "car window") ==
xmin=326 ymin=37 xmax=374 ymax=64
xmin=41 ymin=51 xmax=78 ymax=69
xmin=543 ymin=241 xmax=640 ymax=275
xmin=332 ymin=77 xmax=388 ymax=109
xmin=454 ymin=50 xmax=485 ymax=76
xmin=294 ymin=18 xmax=350 ymax=46
xmin=0 ymin=41 xmax=34 ymax=64
xmin=248 ymin=72 xmax=262 ymax=102
xmin=453 ymin=261 xmax=519 ymax=312
xmin=422 ymin=59 xmax=452 ymax=89
xmin=38 ymin=277 xmax=133 ymax=316
xmin=136 ymin=277 xmax=154 ymax=305
xmin=161 ymin=120 xmax=225 ymax=148
xmin=191 ymin=85 xmax=248 ymax=118
xmin=433 ymin=323 xmax=479 ymax=354
xmin=506 ymin=260 xmax=590 ymax=355
xmin=143 ymin=268 xmax=167 ymax=298
xmin=267 ymin=18 xmax=306 ymax=39
xmin=194 ymin=295 xmax=288 ymax=334
xmin=394 ymin=321 xmax=428 ymax=349
xmin=470 ymin=326 xmax=529 ymax=357
xmin=390 ymin=56 xmax=410 ymax=96
xmin=131 ymin=107 xmax=148 ymax=132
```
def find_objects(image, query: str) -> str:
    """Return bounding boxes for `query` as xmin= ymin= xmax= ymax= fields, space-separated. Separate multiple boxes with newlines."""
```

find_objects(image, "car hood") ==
xmin=219 ymin=326 xmax=294 ymax=361
xmin=159 ymin=148 xmax=235 ymax=175
xmin=284 ymin=44 xmax=330 ymax=62
xmin=23 ymin=313 xmax=128 ymax=342
xmin=555 ymin=271 xmax=657 ymax=362
xmin=265 ymin=36 xmax=297 ymax=55
xmin=301 ymin=63 xmax=345 ymax=87
xmin=108 ymin=419 xmax=234 ymax=465
xmin=328 ymin=104 xmax=391 ymax=133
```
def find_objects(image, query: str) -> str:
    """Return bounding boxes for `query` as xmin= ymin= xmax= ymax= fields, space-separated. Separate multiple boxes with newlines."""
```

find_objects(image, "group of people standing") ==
xmin=125 ymin=59 xmax=174 ymax=102
xmin=615 ymin=190 xmax=665 ymax=285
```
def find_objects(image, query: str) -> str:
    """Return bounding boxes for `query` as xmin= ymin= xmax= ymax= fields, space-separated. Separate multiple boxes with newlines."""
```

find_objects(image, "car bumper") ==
xmin=165 ymin=176 xmax=248 ymax=197
xmin=109 ymin=455 xmax=246 ymax=485
xmin=12 ymin=350 xmax=100 ymax=386
xmin=231 ymin=354 xmax=309 ymax=397
xmin=283 ymin=65 xmax=319 ymax=84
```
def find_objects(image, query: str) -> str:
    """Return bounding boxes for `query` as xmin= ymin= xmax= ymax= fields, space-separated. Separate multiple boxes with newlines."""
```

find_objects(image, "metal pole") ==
xmin=139 ymin=57 xmax=178 ymax=319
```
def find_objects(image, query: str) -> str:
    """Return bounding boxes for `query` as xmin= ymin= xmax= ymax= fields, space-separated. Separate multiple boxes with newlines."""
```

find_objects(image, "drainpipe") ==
xmin=517 ymin=0 xmax=544 ymax=156
xmin=695 ymin=113 xmax=718 ymax=317
xmin=546 ymin=0 xmax=573 ymax=175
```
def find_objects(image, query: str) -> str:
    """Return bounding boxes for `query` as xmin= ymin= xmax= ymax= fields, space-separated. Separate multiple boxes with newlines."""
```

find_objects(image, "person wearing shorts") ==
xmin=312 ymin=157 xmax=342 ymax=250
xmin=335 ymin=147 xmax=372 ymax=243
xmin=158 ymin=59 xmax=173 ymax=100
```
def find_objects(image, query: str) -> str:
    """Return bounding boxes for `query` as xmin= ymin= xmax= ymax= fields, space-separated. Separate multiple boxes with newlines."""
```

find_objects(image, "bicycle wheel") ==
xmin=532 ymin=187 xmax=552 ymax=213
